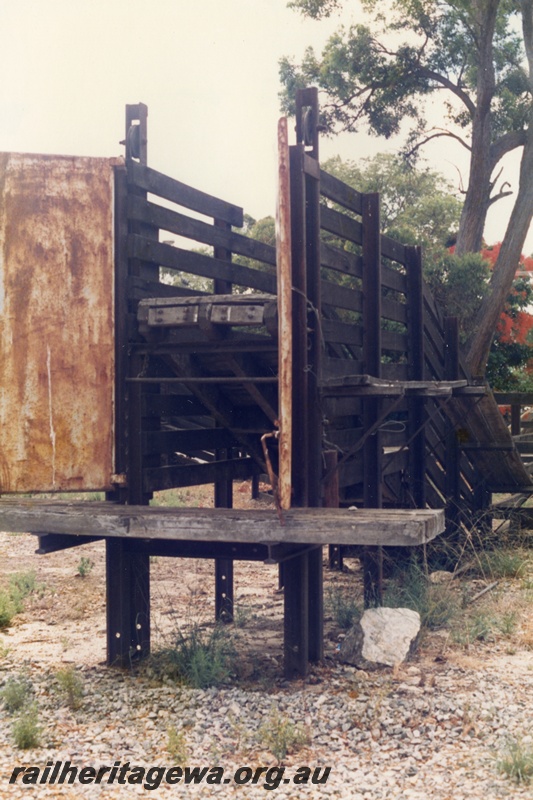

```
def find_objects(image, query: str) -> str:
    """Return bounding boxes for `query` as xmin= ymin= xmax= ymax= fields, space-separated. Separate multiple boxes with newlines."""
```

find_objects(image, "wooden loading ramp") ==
xmin=0 ymin=500 xmax=444 ymax=679
xmin=0 ymin=501 xmax=444 ymax=549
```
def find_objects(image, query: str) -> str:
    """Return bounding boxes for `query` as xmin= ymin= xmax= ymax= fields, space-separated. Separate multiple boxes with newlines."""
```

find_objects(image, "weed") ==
xmin=497 ymin=737 xmax=533 ymax=784
xmin=12 ymin=703 xmax=41 ymax=749
xmin=9 ymin=571 xmax=37 ymax=606
xmin=497 ymin=611 xmax=519 ymax=637
xmin=327 ymin=586 xmax=361 ymax=629
xmin=2 ymin=675 xmax=33 ymax=713
xmin=0 ymin=571 xmax=43 ymax=628
xmin=55 ymin=666 xmax=84 ymax=710
xmin=476 ymin=550 xmax=527 ymax=580
xmin=383 ymin=564 xmax=459 ymax=630
xmin=76 ymin=557 xmax=94 ymax=578
xmin=150 ymin=489 xmax=188 ymax=508
xmin=257 ymin=708 xmax=309 ymax=763
xmin=453 ymin=611 xmax=496 ymax=647
xmin=233 ymin=604 xmax=257 ymax=629
xmin=227 ymin=712 xmax=252 ymax=753
xmin=0 ymin=591 xmax=18 ymax=628
xmin=167 ymin=727 xmax=188 ymax=763
xmin=153 ymin=624 xmax=235 ymax=689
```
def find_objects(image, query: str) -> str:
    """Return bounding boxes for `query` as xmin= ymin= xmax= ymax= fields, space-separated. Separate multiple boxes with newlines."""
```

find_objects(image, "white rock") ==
xmin=339 ymin=607 xmax=421 ymax=669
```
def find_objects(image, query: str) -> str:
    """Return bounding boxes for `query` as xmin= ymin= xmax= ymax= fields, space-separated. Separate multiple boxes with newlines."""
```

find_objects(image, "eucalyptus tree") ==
xmin=280 ymin=0 xmax=533 ymax=376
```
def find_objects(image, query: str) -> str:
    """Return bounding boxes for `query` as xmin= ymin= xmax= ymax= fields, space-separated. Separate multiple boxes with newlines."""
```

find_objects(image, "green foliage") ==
xmin=323 ymin=153 xmax=462 ymax=262
xmin=55 ymin=666 xmax=84 ymax=710
xmin=498 ymin=737 xmax=533 ymax=784
xmin=0 ymin=592 xmax=18 ymax=629
xmin=76 ymin=557 xmax=94 ymax=578
xmin=453 ymin=611 xmax=497 ymax=645
xmin=281 ymin=1 xmax=524 ymax=146
xmin=475 ymin=549 xmax=527 ymax=581
xmin=153 ymin=624 xmax=235 ymax=689
xmin=327 ymin=586 xmax=361 ymax=629
xmin=486 ymin=273 xmax=533 ymax=390
xmin=257 ymin=708 xmax=309 ymax=763
xmin=244 ymin=215 xmax=276 ymax=248
xmin=12 ymin=703 xmax=41 ymax=749
xmin=486 ymin=339 xmax=533 ymax=391
xmin=9 ymin=571 xmax=37 ymax=607
xmin=0 ymin=570 xmax=40 ymax=629
xmin=2 ymin=675 xmax=33 ymax=713
xmin=167 ymin=727 xmax=189 ymax=763
xmin=424 ymin=251 xmax=490 ymax=339
xmin=383 ymin=562 xmax=460 ymax=630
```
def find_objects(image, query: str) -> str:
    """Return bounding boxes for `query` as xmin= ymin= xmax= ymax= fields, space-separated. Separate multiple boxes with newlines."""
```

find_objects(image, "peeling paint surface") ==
xmin=0 ymin=153 xmax=115 ymax=492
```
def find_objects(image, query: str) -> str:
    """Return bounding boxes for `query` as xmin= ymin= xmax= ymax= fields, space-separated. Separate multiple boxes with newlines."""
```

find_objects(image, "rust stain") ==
xmin=276 ymin=118 xmax=293 ymax=510
xmin=0 ymin=153 xmax=115 ymax=493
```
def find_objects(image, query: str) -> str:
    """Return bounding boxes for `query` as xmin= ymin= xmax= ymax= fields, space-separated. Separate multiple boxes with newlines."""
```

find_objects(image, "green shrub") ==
xmin=327 ymin=586 xmax=361 ymax=629
xmin=476 ymin=549 xmax=527 ymax=580
xmin=257 ymin=708 xmax=309 ymax=763
xmin=55 ymin=666 xmax=84 ymax=710
xmin=12 ymin=704 xmax=41 ymax=749
xmin=383 ymin=564 xmax=459 ymax=630
xmin=498 ymin=737 xmax=533 ymax=784
xmin=76 ymin=557 xmax=94 ymax=578
xmin=167 ymin=727 xmax=189 ymax=763
xmin=9 ymin=571 xmax=37 ymax=607
xmin=154 ymin=624 xmax=235 ymax=689
xmin=2 ymin=675 xmax=33 ymax=713
xmin=0 ymin=591 xmax=18 ymax=629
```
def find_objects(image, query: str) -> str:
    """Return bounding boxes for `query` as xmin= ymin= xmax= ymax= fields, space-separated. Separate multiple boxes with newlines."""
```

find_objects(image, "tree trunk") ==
xmin=454 ymin=119 xmax=493 ymax=255
xmin=454 ymin=0 xmax=498 ymax=256
xmin=465 ymin=114 xmax=533 ymax=377
xmin=465 ymin=0 xmax=533 ymax=377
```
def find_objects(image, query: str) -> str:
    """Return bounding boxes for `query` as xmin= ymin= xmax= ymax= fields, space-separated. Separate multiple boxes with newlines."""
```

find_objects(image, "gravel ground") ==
xmin=0 ymin=647 xmax=532 ymax=799
xmin=0 ymin=494 xmax=532 ymax=799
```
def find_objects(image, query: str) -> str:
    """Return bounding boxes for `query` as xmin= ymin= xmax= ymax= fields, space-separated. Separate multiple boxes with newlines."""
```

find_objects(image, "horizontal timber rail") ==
xmin=0 ymin=501 xmax=445 ymax=548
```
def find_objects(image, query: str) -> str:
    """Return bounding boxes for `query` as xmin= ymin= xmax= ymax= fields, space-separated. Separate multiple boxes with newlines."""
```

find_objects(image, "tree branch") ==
xmin=488 ymin=184 xmax=513 ymax=207
xmin=406 ymin=129 xmax=471 ymax=159
xmin=419 ymin=67 xmax=476 ymax=117
xmin=489 ymin=129 xmax=529 ymax=169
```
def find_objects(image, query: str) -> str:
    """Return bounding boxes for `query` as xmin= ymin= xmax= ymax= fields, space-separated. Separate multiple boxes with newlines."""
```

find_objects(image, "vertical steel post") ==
xmin=362 ymin=192 xmax=383 ymax=606
xmin=107 ymin=104 xmax=151 ymax=669
xmin=213 ymin=218 xmax=234 ymax=622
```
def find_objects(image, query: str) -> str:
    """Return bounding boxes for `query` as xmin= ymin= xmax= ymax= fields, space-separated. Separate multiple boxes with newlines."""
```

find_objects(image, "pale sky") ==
xmin=0 ymin=0 xmax=529 ymax=250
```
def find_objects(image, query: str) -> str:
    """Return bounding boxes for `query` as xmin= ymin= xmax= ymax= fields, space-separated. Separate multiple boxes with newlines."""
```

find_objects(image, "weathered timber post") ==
xmin=406 ymin=246 xmax=426 ymax=509
xmin=444 ymin=316 xmax=462 ymax=535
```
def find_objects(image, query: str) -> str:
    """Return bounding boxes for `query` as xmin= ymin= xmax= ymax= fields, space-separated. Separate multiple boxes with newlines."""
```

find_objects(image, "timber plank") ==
xmin=129 ymin=235 xmax=276 ymax=294
xmin=322 ymin=319 xmax=363 ymax=347
xmin=321 ymin=205 xmax=363 ymax=245
xmin=0 ymin=501 xmax=445 ymax=547
xmin=128 ymin=196 xmax=276 ymax=266
xmin=382 ymin=263 xmax=407 ymax=294
xmin=127 ymin=161 xmax=243 ymax=227
xmin=320 ymin=169 xmax=363 ymax=214
xmin=321 ymin=243 xmax=362 ymax=277
xmin=321 ymin=280 xmax=363 ymax=312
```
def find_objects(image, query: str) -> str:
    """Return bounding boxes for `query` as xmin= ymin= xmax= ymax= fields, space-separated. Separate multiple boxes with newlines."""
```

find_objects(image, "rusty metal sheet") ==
xmin=0 ymin=153 xmax=116 ymax=493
